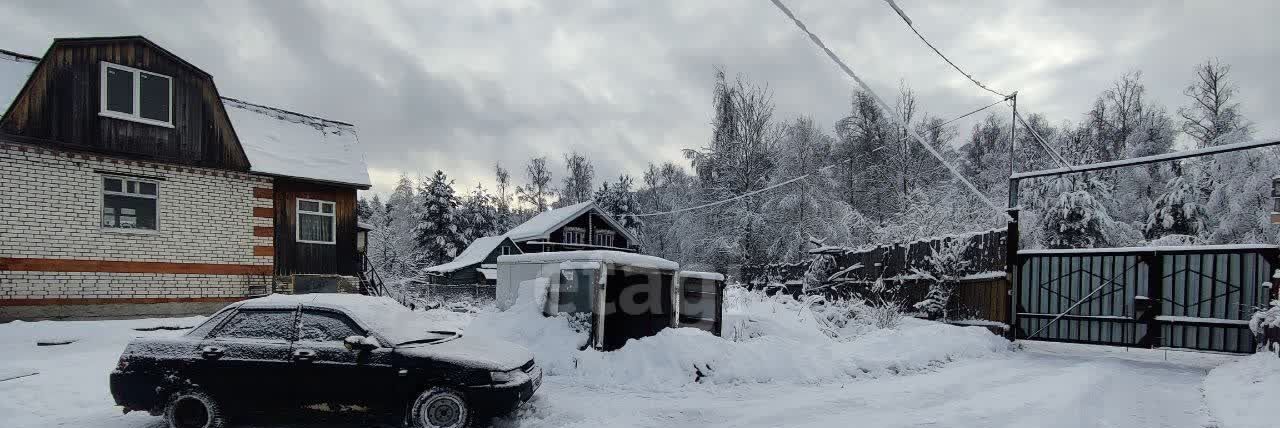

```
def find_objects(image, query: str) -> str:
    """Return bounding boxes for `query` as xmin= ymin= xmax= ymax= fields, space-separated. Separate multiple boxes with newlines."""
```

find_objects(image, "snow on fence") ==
xmin=741 ymin=228 xmax=1010 ymax=326
xmin=743 ymin=228 xmax=1007 ymax=288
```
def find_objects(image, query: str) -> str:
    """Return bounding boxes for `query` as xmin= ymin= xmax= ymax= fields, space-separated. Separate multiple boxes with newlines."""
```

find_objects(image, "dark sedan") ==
xmin=110 ymin=294 xmax=541 ymax=428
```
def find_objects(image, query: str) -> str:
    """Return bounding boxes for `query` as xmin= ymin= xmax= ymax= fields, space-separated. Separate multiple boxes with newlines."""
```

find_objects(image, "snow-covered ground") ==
xmin=0 ymin=289 xmax=1268 ymax=428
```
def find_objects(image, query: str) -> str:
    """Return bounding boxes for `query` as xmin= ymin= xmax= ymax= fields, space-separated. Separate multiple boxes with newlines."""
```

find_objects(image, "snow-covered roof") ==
xmin=0 ymin=50 xmax=37 ymax=116
xmin=503 ymin=201 xmax=638 ymax=244
xmin=497 ymin=250 xmax=679 ymax=271
xmin=0 ymin=47 xmax=370 ymax=188
xmin=222 ymin=97 xmax=371 ymax=188
xmin=425 ymin=236 xmax=512 ymax=273
xmin=477 ymin=267 xmax=497 ymax=280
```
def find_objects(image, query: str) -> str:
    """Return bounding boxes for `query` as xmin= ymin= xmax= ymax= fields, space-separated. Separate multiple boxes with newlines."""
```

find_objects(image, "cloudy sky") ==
xmin=2 ymin=0 xmax=1277 ymax=196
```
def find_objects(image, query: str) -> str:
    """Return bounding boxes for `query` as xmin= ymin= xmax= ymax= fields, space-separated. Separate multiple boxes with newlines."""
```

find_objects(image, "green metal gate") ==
xmin=1015 ymin=245 xmax=1277 ymax=353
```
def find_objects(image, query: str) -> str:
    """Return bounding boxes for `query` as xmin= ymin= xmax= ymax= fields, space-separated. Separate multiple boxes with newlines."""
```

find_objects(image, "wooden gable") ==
xmin=0 ymin=36 xmax=249 ymax=170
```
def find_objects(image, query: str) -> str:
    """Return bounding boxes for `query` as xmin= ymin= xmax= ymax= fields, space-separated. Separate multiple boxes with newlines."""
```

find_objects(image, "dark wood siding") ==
xmin=0 ymin=38 xmax=248 ymax=170
xmin=272 ymin=178 xmax=358 ymax=276
xmin=534 ymin=210 xmax=633 ymax=253
xmin=436 ymin=237 xmax=521 ymax=285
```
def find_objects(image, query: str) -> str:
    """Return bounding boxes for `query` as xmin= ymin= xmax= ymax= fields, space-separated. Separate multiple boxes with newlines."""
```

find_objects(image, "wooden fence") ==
xmin=742 ymin=228 xmax=1010 ymax=326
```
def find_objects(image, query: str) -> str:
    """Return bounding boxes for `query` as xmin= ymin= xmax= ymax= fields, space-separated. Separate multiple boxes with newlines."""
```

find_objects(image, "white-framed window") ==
xmin=100 ymin=61 xmax=173 ymax=128
xmin=593 ymin=230 xmax=615 ymax=247
xmin=500 ymin=246 xmax=513 ymax=256
xmin=101 ymin=176 xmax=158 ymax=231
xmin=563 ymin=227 xmax=585 ymax=244
xmin=296 ymin=198 xmax=336 ymax=244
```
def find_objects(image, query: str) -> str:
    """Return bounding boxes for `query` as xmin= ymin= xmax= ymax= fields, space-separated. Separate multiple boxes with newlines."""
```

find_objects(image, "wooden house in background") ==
xmin=502 ymin=201 xmax=640 ymax=254
xmin=0 ymin=36 xmax=370 ymax=320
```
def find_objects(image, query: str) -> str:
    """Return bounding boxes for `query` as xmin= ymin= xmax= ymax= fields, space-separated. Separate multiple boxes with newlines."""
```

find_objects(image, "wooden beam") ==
xmin=0 ymin=258 xmax=271 ymax=275
xmin=252 ymin=207 xmax=274 ymax=218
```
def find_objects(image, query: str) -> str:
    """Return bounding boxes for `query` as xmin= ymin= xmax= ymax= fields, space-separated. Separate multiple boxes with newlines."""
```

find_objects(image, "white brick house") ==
xmin=0 ymin=37 xmax=370 ymax=320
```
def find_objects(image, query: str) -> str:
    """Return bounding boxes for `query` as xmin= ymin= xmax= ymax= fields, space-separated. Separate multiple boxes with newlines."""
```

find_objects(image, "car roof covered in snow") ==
xmin=502 ymin=201 xmax=638 ymax=244
xmin=497 ymin=250 xmax=679 ymax=271
xmin=425 ymin=236 xmax=515 ymax=273
xmin=234 ymin=294 xmax=450 ymax=344
xmin=222 ymin=97 xmax=371 ymax=188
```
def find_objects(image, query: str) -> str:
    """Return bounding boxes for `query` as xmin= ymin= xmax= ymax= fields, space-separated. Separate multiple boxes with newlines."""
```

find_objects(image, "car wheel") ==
xmin=408 ymin=387 xmax=472 ymax=428
xmin=163 ymin=389 xmax=228 ymax=428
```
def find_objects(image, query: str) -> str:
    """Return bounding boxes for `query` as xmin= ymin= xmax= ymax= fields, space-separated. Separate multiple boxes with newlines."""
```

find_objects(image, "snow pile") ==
xmin=466 ymin=278 xmax=590 ymax=374
xmin=462 ymin=283 xmax=1009 ymax=390
xmin=1203 ymin=352 xmax=1280 ymax=428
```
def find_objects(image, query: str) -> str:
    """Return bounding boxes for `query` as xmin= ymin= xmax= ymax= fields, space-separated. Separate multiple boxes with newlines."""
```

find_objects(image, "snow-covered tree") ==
xmin=383 ymin=173 xmax=422 ymax=277
xmin=494 ymin=163 xmax=514 ymax=232
xmin=762 ymin=116 xmax=854 ymax=262
xmin=593 ymin=175 xmax=643 ymax=236
xmin=1144 ymin=169 xmax=1207 ymax=240
xmin=911 ymin=239 xmax=971 ymax=319
xmin=557 ymin=152 xmax=595 ymax=208
xmin=414 ymin=171 xmax=467 ymax=270
xmin=456 ymin=184 xmax=498 ymax=243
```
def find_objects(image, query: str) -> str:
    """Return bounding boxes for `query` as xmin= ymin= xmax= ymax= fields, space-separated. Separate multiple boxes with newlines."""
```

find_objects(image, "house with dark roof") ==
xmin=0 ymin=36 xmax=371 ymax=320
xmin=423 ymin=201 xmax=639 ymax=285
xmin=423 ymin=236 xmax=523 ymax=285
xmin=502 ymin=201 xmax=640 ymax=254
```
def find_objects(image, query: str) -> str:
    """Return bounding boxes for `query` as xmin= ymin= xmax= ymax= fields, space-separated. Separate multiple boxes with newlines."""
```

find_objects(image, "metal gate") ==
xmin=1015 ymin=245 xmax=1278 ymax=353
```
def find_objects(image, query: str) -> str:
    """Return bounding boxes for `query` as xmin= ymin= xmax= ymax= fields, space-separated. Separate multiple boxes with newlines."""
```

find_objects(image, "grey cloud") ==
xmin=1 ymin=0 xmax=1277 ymax=196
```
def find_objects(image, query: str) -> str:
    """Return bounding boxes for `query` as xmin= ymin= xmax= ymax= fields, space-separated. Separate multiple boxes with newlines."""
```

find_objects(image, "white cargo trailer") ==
xmin=497 ymin=251 xmax=715 ymax=350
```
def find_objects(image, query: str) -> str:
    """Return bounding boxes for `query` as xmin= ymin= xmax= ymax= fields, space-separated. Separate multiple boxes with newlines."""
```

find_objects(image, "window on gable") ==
xmin=500 ymin=246 xmax=513 ymax=256
xmin=563 ymin=227 xmax=585 ymax=244
xmin=593 ymin=230 xmax=615 ymax=247
xmin=102 ymin=176 xmax=158 ymax=231
xmin=100 ymin=62 xmax=172 ymax=127
xmin=297 ymin=198 xmax=336 ymax=244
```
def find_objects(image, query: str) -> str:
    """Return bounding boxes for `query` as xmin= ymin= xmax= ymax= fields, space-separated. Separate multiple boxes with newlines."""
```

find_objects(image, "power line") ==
xmin=634 ymin=97 xmax=1008 ymax=218
xmin=766 ymin=0 xmax=1010 ymax=221
xmin=881 ymin=1 xmax=1074 ymax=171
xmin=634 ymin=1 xmax=1013 ymax=219
xmin=883 ymin=0 xmax=1009 ymax=99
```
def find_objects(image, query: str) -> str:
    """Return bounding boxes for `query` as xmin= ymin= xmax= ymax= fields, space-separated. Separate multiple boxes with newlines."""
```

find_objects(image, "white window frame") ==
xmin=500 ymin=246 xmax=513 ymax=256
xmin=593 ymin=230 xmax=616 ymax=247
xmin=100 ymin=175 xmax=160 ymax=233
xmin=563 ymin=227 xmax=586 ymax=245
xmin=99 ymin=61 xmax=174 ymax=128
xmin=296 ymin=198 xmax=336 ymax=245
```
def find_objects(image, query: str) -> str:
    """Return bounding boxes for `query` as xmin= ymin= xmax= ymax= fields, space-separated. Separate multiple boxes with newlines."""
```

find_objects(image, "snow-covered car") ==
xmin=109 ymin=294 xmax=541 ymax=428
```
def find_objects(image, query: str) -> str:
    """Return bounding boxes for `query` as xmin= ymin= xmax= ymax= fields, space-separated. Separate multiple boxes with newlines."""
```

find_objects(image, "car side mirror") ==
xmin=343 ymin=335 xmax=379 ymax=352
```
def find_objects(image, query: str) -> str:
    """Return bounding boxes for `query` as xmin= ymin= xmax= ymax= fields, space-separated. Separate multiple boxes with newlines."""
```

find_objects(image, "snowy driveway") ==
xmin=499 ymin=342 xmax=1227 ymax=428
xmin=2 ymin=315 xmax=1237 ymax=428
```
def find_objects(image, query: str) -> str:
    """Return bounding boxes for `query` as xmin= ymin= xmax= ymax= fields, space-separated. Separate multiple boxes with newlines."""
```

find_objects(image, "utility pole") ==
xmin=1005 ymin=92 xmax=1019 ymax=340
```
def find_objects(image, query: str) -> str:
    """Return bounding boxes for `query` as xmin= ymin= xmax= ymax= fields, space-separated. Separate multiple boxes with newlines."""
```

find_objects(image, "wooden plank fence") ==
xmin=741 ymin=228 xmax=1010 ymax=326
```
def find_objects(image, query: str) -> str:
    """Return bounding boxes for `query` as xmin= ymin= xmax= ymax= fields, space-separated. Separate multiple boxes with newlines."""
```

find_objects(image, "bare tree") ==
xmin=516 ymin=156 xmax=554 ymax=212
xmin=557 ymin=152 xmax=595 ymax=207
xmin=1179 ymin=59 xmax=1247 ymax=148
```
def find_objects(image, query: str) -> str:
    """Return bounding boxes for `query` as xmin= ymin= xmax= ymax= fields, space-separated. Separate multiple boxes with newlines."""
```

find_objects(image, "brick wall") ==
xmin=0 ymin=142 xmax=274 ymax=303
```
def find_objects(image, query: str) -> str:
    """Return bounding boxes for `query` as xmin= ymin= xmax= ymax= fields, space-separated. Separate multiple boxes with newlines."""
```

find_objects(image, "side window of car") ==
xmin=186 ymin=309 xmax=235 ymax=339
xmin=211 ymin=309 xmax=296 ymax=341
xmin=298 ymin=310 xmax=365 ymax=343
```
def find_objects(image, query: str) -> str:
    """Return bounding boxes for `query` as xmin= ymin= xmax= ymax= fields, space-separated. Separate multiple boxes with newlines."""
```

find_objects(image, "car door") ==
xmin=196 ymin=307 xmax=298 ymax=409
xmin=293 ymin=307 xmax=396 ymax=408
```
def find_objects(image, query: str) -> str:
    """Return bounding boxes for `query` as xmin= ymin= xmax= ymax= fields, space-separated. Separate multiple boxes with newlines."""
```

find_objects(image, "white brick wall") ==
xmin=0 ymin=142 xmax=274 ymax=299
xmin=0 ymin=271 xmax=269 ymax=299
xmin=0 ymin=144 xmax=274 ymax=263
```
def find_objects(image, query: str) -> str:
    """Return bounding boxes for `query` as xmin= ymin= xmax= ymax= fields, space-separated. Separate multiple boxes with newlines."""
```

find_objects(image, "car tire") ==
xmin=407 ymin=387 xmax=473 ymax=428
xmin=163 ymin=389 xmax=229 ymax=428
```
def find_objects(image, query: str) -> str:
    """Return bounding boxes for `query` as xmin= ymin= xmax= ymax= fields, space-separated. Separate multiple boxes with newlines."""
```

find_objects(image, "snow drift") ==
xmin=458 ymin=284 xmax=1010 ymax=390
xmin=1203 ymin=352 xmax=1280 ymax=428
